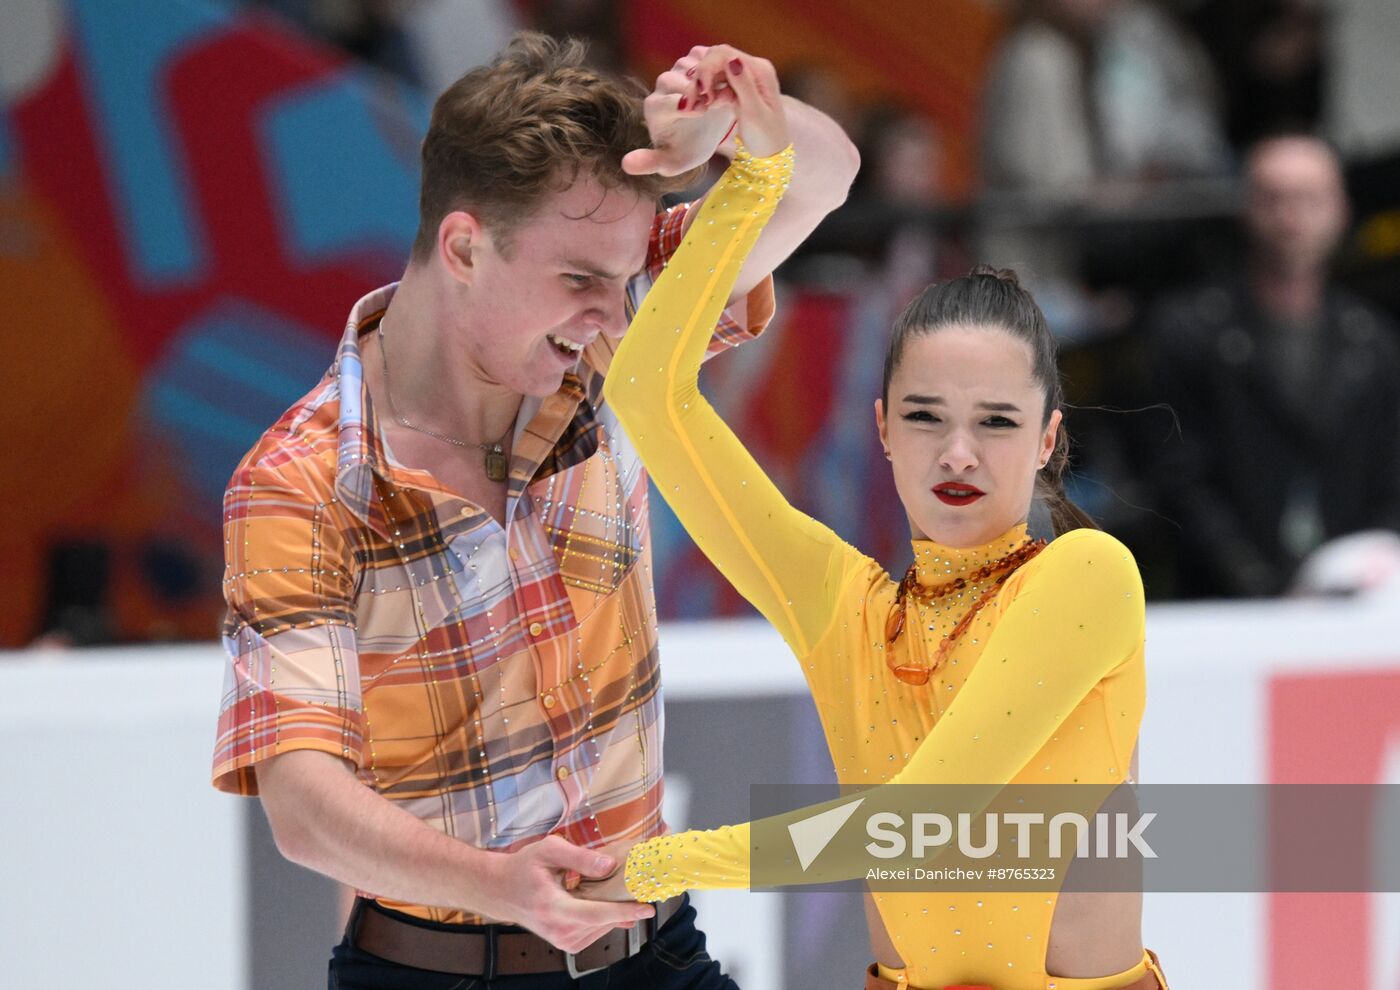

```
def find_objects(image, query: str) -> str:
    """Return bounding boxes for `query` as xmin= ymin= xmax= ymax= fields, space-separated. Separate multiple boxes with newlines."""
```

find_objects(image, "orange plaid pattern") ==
xmin=211 ymin=201 xmax=774 ymax=922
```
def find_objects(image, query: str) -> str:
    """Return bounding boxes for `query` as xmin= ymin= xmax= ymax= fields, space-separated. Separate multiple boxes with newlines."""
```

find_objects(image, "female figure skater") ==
xmin=590 ymin=55 xmax=1166 ymax=990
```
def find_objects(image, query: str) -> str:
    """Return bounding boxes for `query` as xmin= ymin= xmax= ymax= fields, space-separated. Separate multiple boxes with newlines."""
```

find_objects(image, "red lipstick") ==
xmin=932 ymin=482 xmax=985 ymax=507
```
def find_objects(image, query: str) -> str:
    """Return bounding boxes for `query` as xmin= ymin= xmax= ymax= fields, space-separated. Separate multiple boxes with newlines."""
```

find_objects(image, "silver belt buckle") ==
xmin=565 ymin=920 xmax=644 ymax=978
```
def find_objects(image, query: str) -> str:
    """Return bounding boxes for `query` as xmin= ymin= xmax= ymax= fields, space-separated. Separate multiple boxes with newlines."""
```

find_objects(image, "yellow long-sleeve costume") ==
xmin=602 ymin=148 xmax=1151 ymax=990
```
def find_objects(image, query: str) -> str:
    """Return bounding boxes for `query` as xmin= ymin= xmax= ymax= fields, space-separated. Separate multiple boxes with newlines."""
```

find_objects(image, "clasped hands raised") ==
xmin=624 ymin=43 xmax=792 ymax=177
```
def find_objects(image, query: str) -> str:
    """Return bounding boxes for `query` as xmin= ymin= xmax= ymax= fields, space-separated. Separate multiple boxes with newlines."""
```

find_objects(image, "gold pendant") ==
xmin=484 ymin=448 xmax=508 ymax=482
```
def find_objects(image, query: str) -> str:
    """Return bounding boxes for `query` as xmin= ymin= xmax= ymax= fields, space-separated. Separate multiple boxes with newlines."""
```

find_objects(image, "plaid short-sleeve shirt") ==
xmin=211 ymin=202 xmax=774 ymax=923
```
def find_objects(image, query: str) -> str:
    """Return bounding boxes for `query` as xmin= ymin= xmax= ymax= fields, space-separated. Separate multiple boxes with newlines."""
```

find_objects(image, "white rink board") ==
xmin=0 ymin=648 xmax=245 ymax=990
xmin=2 ymin=595 xmax=1397 ymax=989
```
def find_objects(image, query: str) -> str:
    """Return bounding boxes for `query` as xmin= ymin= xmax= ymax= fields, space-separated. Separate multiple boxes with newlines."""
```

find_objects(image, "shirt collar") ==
xmin=330 ymin=283 xmax=596 ymax=530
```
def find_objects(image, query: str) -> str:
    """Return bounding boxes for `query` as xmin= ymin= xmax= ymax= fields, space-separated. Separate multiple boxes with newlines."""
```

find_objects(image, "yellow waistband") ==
xmin=1044 ymin=951 xmax=1150 ymax=990
xmin=876 ymin=949 xmax=1154 ymax=990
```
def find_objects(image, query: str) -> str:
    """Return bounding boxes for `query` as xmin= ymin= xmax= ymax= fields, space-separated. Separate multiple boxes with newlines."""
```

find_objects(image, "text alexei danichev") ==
xmin=865 ymin=866 xmax=1059 ymax=881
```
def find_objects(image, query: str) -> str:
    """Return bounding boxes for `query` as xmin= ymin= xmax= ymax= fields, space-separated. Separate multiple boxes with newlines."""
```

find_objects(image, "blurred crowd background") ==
xmin=4 ymin=0 xmax=1400 ymax=650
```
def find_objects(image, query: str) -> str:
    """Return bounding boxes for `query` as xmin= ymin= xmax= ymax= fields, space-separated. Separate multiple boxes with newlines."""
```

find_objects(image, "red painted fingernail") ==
xmin=728 ymin=58 xmax=743 ymax=75
xmin=678 ymin=97 xmax=688 ymax=110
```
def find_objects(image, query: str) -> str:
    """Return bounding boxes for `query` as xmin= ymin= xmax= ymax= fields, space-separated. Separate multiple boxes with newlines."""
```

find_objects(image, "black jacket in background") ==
xmin=1145 ymin=280 xmax=1400 ymax=598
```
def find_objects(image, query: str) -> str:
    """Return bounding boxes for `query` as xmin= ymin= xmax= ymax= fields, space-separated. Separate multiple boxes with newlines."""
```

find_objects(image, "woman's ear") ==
xmin=1039 ymin=408 xmax=1063 ymax=469
xmin=875 ymin=398 xmax=892 ymax=461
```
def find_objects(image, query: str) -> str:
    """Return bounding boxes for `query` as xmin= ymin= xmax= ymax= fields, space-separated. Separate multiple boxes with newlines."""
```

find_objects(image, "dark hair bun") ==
xmin=967 ymin=264 xmax=1022 ymax=288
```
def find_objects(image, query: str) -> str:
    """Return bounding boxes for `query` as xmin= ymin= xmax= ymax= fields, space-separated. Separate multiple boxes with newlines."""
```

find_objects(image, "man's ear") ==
xmin=437 ymin=210 xmax=486 ymax=286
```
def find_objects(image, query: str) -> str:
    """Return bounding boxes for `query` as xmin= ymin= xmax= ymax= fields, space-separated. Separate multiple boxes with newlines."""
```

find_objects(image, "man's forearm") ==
xmin=257 ymin=750 xmax=653 ymax=951
xmin=776 ymin=95 xmax=861 ymax=207
xmin=257 ymin=750 xmax=506 ymax=917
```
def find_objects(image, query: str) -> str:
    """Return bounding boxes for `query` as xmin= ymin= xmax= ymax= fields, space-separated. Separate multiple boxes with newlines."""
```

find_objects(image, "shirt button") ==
xmin=529 ymin=622 xmax=544 ymax=637
xmin=509 ymin=548 xmax=520 ymax=561
xmin=459 ymin=507 xmax=472 ymax=518
xmin=543 ymin=693 xmax=557 ymax=709
xmin=556 ymin=766 xmax=571 ymax=781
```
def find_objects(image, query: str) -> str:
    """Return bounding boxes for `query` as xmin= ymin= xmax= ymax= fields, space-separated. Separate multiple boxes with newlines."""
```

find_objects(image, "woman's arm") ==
xmin=603 ymin=78 xmax=864 ymax=659
xmin=610 ymin=531 xmax=1146 ymax=899
xmin=624 ymin=44 xmax=859 ymax=304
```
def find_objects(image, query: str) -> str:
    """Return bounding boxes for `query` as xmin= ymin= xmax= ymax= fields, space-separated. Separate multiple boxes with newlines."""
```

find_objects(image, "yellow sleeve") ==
xmin=603 ymin=145 xmax=864 ymax=658
xmin=623 ymin=530 xmax=1145 ymax=900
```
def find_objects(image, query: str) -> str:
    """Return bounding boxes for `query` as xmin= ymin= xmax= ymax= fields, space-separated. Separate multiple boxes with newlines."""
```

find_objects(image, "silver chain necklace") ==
xmin=376 ymin=324 xmax=510 ymax=482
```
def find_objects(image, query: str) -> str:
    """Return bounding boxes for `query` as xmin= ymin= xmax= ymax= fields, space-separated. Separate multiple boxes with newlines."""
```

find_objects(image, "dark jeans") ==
xmin=328 ymin=894 xmax=741 ymax=990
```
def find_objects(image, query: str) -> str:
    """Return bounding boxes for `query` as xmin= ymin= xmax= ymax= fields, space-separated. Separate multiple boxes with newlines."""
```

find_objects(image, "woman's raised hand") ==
xmin=622 ymin=44 xmax=789 ymax=178
xmin=696 ymin=45 xmax=789 ymax=158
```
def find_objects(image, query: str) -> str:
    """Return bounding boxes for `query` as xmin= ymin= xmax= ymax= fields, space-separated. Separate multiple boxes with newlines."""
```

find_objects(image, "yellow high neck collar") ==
xmin=909 ymin=523 xmax=1032 ymax=588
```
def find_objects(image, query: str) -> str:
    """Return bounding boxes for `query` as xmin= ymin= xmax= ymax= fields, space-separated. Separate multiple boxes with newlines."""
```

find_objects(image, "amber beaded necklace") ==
xmin=884 ymin=537 xmax=1048 ymax=685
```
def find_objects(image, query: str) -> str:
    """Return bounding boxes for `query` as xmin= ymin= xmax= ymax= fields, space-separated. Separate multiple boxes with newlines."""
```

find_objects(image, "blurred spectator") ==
xmin=1327 ymin=0 xmax=1400 ymax=155
xmin=32 ymin=541 xmax=113 ymax=648
xmin=980 ymin=0 xmax=1229 ymax=197
xmin=531 ymin=0 xmax=625 ymax=72
xmin=253 ymin=0 xmax=422 ymax=84
xmin=1191 ymin=0 xmax=1327 ymax=152
xmin=856 ymin=104 xmax=943 ymax=208
xmin=1146 ymin=134 xmax=1400 ymax=597
xmin=29 ymin=536 xmax=217 ymax=647
xmin=977 ymin=0 xmax=1230 ymax=344
xmin=251 ymin=0 xmax=523 ymax=90
xmin=402 ymin=0 xmax=521 ymax=95
xmin=853 ymin=105 xmax=949 ymax=305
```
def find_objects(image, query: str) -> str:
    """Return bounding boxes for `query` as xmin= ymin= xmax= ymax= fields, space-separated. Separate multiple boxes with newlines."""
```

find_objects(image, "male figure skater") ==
xmin=211 ymin=32 xmax=858 ymax=989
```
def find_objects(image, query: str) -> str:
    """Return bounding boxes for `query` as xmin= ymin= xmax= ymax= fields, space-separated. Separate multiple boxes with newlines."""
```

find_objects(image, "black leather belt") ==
xmin=349 ymin=895 xmax=685 ymax=979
